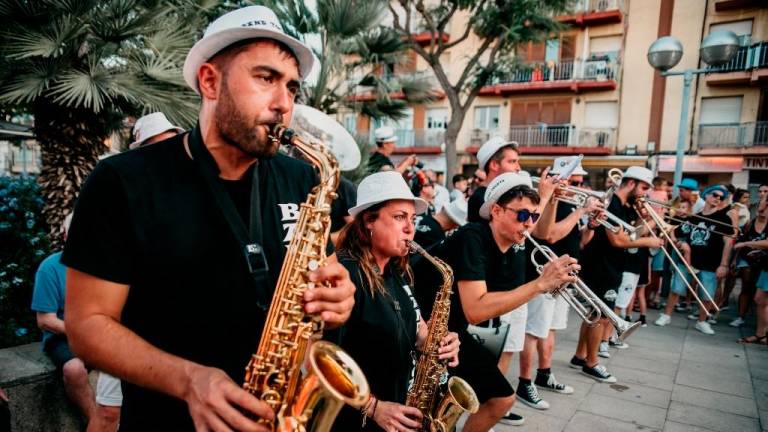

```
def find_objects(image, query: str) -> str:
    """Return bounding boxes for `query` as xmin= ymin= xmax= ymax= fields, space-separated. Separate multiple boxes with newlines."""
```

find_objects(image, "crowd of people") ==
xmin=22 ymin=5 xmax=766 ymax=432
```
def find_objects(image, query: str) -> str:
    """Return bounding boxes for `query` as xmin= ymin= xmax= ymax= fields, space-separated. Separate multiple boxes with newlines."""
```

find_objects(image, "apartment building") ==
xmin=0 ymin=120 xmax=37 ymax=176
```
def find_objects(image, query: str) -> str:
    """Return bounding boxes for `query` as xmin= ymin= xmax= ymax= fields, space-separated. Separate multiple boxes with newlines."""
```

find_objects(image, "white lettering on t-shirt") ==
xmin=278 ymin=203 xmax=301 ymax=244
xmin=283 ymin=223 xmax=297 ymax=243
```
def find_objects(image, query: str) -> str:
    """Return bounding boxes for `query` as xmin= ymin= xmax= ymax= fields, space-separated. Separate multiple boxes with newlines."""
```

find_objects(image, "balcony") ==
xmin=479 ymin=59 xmax=619 ymax=95
xmin=346 ymin=71 xmax=442 ymax=101
xmin=359 ymin=128 xmax=444 ymax=154
xmin=714 ymin=0 xmax=767 ymax=12
xmin=468 ymin=125 xmax=614 ymax=155
xmin=557 ymin=0 xmax=624 ymax=27
xmin=697 ymin=122 xmax=768 ymax=151
xmin=706 ymin=41 xmax=768 ymax=86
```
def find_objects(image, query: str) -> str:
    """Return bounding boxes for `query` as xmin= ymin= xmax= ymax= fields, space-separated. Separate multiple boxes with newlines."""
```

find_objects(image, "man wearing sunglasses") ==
xmin=657 ymin=185 xmax=737 ymax=334
xmin=572 ymin=166 xmax=664 ymax=382
xmin=515 ymin=157 xmax=603 ymax=410
xmin=413 ymin=172 xmax=577 ymax=431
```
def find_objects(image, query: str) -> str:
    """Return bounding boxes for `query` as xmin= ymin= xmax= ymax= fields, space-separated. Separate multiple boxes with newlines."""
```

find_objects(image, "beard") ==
xmin=214 ymin=79 xmax=283 ymax=159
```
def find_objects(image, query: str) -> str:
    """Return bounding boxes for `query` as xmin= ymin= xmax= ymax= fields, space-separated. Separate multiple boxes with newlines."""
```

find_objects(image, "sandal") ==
xmin=738 ymin=335 xmax=767 ymax=345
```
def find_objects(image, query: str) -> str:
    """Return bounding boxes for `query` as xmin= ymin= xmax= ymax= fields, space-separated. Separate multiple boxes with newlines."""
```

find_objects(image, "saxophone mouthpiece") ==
xmin=268 ymin=123 xmax=294 ymax=146
xmin=406 ymin=240 xmax=422 ymax=254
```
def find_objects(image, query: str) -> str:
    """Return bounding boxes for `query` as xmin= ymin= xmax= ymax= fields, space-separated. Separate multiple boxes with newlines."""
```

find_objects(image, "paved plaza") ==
xmin=493 ymin=306 xmax=767 ymax=432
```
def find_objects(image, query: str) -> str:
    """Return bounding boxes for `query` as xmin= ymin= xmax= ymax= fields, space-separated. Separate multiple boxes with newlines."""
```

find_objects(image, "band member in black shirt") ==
xmin=467 ymin=136 xmax=522 ymax=223
xmin=414 ymin=199 xmax=467 ymax=249
xmin=729 ymin=204 xmax=768 ymax=329
xmin=328 ymin=171 xmax=460 ymax=431
xmin=368 ymin=126 xmax=418 ymax=173
xmin=573 ymin=166 xmax=663 ymax=382
xmin=415 ymin=172 xmax=576 ymax=431
xmin=61 ymin=7 xmax=357 ymax=431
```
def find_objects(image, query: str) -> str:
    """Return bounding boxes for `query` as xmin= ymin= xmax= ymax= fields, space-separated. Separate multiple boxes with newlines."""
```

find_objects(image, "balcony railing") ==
xmin=360 ymin=129 xmax=445 ymax=148
xmin=469 ymin=125 xmax=618 ymax=148
xmin=493 ymin=58 xmax=619 ymax=85
xmin=698 ymin=121 xmax=768 ymax=149
xmin=570 ymin=0 xmax=624 ymax=12
xmin=707 ymin=41 xmax=768 ymax=73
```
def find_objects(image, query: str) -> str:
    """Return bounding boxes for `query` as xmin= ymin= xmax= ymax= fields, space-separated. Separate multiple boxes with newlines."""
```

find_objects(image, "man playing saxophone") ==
xmin=325 ymin=171 xmax=460 ymax=432
xmin=61 ymin=6 xmax=357 ymax=431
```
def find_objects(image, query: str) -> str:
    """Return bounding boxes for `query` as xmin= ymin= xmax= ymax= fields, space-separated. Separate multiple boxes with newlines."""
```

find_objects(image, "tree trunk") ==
xmin=34 ymin=100 xmax=112 ymax=249
xmin=443 ymin=108 xmax=469 ymax=189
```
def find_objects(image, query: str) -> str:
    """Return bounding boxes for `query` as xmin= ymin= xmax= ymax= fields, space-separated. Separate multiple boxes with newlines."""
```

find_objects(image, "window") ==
xmin=710 ymin=20 xmax=753 ymax=37
xmin=343 ymin=114 xmax=357 ymax=134
xmin=584 ymin=101 xmax=618 ymax=128
xmin=700 ymin=96 xmax=742 ymax=124
xmin=426 ymin=108 xmax=448 ymax=129
xmin=474 ymin=106 xmax=500 ymax=130
xmin=589 ymin=35 xmax=621 ymax=61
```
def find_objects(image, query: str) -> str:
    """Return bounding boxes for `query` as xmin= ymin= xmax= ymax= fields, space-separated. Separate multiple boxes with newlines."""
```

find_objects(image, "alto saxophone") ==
xmin=406 ymin=240 xmax=479 ymax=432
xmin=243 ymin=124 xmax=369 ymax=432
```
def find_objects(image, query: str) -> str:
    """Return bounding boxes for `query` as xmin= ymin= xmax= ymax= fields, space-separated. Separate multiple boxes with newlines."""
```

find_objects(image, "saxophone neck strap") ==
xmin=188 ymin=125 xmax=269 ymax=309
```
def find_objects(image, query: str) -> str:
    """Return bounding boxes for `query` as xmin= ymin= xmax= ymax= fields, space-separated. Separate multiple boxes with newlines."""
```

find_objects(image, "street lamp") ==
xmin=647 ymin=30 xmax=739 ymax=196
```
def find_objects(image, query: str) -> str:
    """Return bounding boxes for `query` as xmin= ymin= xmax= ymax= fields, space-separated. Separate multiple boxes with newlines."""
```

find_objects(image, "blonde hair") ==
xmin=336 ymin=202 xmax=412 ymax=297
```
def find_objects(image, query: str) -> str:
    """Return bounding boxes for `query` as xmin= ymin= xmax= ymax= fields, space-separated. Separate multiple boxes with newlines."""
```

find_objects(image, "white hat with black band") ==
xmin=443 ymin=199 xmax=468 ymax=227
xmin=479 ymin=172 xmax=534 ymax=220
xmin=349 ymin=171 xmax=429 ymax=217
xmin=183 ymin=5 xmax=315 ymax=94
xmin=476 ymin=136 xmax=518 ymax=172
xmin=622 ymin=166 xmax=654 ymax=186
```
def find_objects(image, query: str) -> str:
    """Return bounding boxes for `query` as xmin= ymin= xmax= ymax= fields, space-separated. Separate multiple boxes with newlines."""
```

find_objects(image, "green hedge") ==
xmin=0 ymin=175 xmax=50 ymax=348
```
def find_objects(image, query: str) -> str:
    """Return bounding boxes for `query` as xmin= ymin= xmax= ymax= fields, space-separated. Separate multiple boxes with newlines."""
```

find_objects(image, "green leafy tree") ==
xmin=0 ymin=0 xmax=217 ymax=248
xmin=389 ymin=0 xmax=572 ymax=181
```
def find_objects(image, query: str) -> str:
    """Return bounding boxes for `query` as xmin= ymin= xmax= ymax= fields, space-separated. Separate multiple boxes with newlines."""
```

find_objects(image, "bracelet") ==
xmin=361 ymin=395 xmax=376 ymax=427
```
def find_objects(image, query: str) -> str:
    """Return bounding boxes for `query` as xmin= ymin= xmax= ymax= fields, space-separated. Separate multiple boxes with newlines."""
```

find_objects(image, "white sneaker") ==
xmin=694 ymin=320 xmax=715 ymax=335
xmin=655 ymin=313 xmax=671 ymax=326
xmin=598 ymin=341 xmax=610 ymax=358
xmin=687 ymin=314 xmax=698 ymax=321
xmin=707 ymin=317 xmax=717 ymax=325
xmin=729 ymin=317 xmax=745 ymax=327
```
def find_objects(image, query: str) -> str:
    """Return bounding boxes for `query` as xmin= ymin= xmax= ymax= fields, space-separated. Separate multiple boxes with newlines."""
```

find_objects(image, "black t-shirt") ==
xmin=414 ymin=223 xmax=526 ymax=333
xmin=414 ymin=214 xmax=445 ymax=250
xmin=675 ymin=216 xmax=693 ymax=242
xmin=581 ymin=195 xmax=626 ymax=292
xmin=325 ymin=257 xmax=418 ymax=432
xmin=622 ymin=201 xmax=646 ymax=275
xmin=467 ymin=186 xmax=486 ymax=223
xmin=737 ymin=219 xmax=768 ymax=269
xmin=689 ymin=207 xmax=735 ymax=272
xmin=547 ymin=202 xmax=582 ymax=259
xmin=61 ymin=130 xmax=331 ymax=430
xmin=368 ymin=151 xmax=394 ymax=172
xmin=330 ymin=176 xmax=357 ymax=232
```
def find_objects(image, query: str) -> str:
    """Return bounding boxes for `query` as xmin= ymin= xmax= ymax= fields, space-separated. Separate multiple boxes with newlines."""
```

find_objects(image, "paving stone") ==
xmin=565 ymin=411 xmax=661 ymax=432
xmin=677 ymin=359 xmax=752 ymax=384
xmin=612 ymin=346 xmax=683 ymax=364
xmin=675 ymin=366 xmax=753 ymax=398
xmin=494 ymin=408 xmax=568 ymax=432
xmin=578 ymin=393 xmax=667 ymax=429
xmin=667 ymin=401 xmax=761 ymax=432
xmin=592 ymin=381 xmax=672 ymax=409
xmin=663 ymin=420 xmax=715 ymax=431
xmin=671 ymin=384 xmax=758 ymax=418
xmin=607 ymin=352 xmax=679 ymax=377
xmin=608 ymin=365 xmax=675 ymax=391
xmin=755 ymin=379 xmax=768 ymax=410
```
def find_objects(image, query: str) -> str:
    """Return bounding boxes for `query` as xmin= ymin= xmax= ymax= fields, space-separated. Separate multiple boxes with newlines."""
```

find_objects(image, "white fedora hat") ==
xmin=129 ymin=113 xmax=184 ymax=149
xmin=479 ymin=172 xmax=534 ymax=220
xmin=374 ymin=126 xmax=398 ymax=143
xmin=476 ymin=136 xmax=518 ymax=171
xmin=183 ymin=5 xmax=315 ymax=94
xmin=622 ymin=166 xmax=654 ymax=186
xmin=443 ymin=198 xmax=468 ymax=226
xmin=551 ymin=156 xmax=587 ymax=176
xmin=349 ymin=171 xmax=428 ymax=217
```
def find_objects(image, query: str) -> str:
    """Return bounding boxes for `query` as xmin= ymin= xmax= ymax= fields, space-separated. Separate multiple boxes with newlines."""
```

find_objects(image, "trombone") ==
xmin=523 ymin=231 xmax=641 ymax=341
xmin=530 ymin=176 xmax=639 ymax=239
xmin=643 ymin=198 xmax=739 ymax=238
xmin=634 ymin=198 xmax=720 ymax=317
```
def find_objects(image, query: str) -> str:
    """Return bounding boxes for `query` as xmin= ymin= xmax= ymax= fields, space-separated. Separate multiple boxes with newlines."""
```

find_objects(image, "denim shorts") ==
xmin=671 ymin=269 xmax=717 ymax=299
xmin=757 ymin=271 xmax=768 ymax=292
xmin=651 ymin=251 xmax=665 ymax=272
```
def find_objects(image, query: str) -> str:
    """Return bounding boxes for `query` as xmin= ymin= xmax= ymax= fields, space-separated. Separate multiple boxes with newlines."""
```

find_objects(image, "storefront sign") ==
xmin=744 ymin=157 xmax=768 ymax=170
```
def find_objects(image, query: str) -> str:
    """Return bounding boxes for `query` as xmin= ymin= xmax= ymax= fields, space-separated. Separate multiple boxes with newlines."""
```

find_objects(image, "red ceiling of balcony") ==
xmin=714 ymin=0 xmax=766 ymax=12
xmin=465 ymin=146 xmax=611 ymax=156
xmin=706 ymin=69 xmax=768 ymax=87
xmin=478 ymin=79 xmax=617 ymax=96
xmin=347 ymin=90 xmax=446 ymax=102
xmin=392 ymin=146 xmax=442 ymax=155
xmin=556 ymin=9 xmax=623 ymax=27
xmin=411 ymin=31 xmax=450 ymax=46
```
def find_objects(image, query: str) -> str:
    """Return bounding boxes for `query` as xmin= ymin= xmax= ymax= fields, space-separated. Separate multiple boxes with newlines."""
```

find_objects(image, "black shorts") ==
xmin=43 ymin=334 xmax=76 ymax=369
xmin=589 ymin=283 xmax=617 ymax=310
xmin=449 ymin=331 xmax=514 ymax=403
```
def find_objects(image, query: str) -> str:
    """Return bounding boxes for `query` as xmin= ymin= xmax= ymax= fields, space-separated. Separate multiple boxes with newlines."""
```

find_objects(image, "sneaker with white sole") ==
xmin=498 ymin=412 xmax=524 ymax=426
xmin=516 ymin=381 xmax=550 ymax=410
xmin=729 ymin=317 xmax=745 ymax=327
xmin=535 ymin=371 xmax=574 ymax=394
xmin=687 ymin=314 xmax=698 ymax=321
xmin=581 ymin=364 xmax=617 ymax=383
xmin=569 ymin=356 xmax=586 ymax=369
xmin=707 ymin=317 xmax=717 ymax=325
xmin=609 ymin=336 xmax=629 ymax=349
xmin=655 ymin=313 xmax=671 ymax=326
xmin=694 ymin=320 xmax=715 ymax=335
xmin=598 ymin=341 xmax=610 ymax=358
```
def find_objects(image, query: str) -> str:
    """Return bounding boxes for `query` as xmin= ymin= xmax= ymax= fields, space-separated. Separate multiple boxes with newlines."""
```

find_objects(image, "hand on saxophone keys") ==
xmin=437 ymin=331 xmax=461 ymax=367
xmin=303 ymin=260 xmax=356 ymax=329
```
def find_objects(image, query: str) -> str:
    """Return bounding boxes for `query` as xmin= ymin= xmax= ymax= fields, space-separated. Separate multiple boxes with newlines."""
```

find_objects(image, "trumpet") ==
xmin=523 ymin=231 xmax=641 ymax=341
xmin=530 ymin=177 xmax=639 ymax=239
xmin=643 ymin=198 xmax=739 ymax=238
xmin=634 ymin=198 xmax=720 ymax=317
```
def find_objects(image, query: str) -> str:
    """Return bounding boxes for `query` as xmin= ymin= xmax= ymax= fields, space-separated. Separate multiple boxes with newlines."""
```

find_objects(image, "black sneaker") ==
xmin=535 ymin=371 xmax=575 ymax=394
xmin=637 ymin=315 xmax=647 ymax=327
xmin=569 ymin=356 xmax=586 ymax=369
xmin=516 ymin=381 xmax=550 ymax=410
xmin=581 ymin=364 xmax=617 ymax=383
xmin=499 ymin=411 xmax=525 ymax=426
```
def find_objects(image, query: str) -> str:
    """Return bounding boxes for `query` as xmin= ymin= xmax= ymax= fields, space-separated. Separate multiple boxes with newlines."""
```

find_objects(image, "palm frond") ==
xmin=318 ymin=0 xmax=386 ymax=39
xmin=4 ymin=14 xmax=86 ymax=59
xmin=47 ymin=61 xmax=115 ymax=112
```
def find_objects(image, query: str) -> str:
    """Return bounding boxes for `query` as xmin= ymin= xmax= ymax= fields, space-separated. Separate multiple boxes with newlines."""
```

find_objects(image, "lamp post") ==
xmin=647 ymin=31 xmax=740 ymax=196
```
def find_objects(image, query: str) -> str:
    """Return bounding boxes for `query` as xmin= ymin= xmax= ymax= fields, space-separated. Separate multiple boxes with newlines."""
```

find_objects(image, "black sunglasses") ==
xmin=502 ymin=207 xmax=541 ymax=223
xmin=569 ymin=181 xmax=583 ymax=187
xmin=710 ymin=193 xmax=724 ymax=200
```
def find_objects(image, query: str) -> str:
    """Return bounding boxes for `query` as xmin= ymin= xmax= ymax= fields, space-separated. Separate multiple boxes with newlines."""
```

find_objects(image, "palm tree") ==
xmin=0 ymin=0 xmax=215 ymax=248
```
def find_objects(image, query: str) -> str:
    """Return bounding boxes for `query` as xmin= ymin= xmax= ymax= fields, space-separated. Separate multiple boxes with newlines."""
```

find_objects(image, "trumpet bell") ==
xmin=615 ymin=318 xmax=642 ymax=342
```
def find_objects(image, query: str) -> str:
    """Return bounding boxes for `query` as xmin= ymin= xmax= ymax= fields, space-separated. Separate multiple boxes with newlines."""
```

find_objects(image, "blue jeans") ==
xmin=671 ymin=269 xmax=717 ymax=299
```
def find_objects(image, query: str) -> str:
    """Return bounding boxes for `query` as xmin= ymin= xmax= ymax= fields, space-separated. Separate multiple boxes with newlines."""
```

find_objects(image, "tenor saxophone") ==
xmin=243 ymin=124 xmax=369 ymax=432
xmin=406 ymin=241 xmax=479 ymax=432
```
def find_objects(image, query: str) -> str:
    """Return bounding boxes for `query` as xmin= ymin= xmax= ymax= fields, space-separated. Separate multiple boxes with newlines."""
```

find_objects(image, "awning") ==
xmin=657 ymin=155 xmax=743 ymax=173
xmin=0 ymin=120 xmax=33 ymax=140
xmin=520 ymin=155 xmax=648 ymax=169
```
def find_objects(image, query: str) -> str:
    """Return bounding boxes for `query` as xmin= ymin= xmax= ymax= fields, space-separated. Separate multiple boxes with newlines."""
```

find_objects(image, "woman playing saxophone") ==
xmin=326 ymin=171 xmax=460 ymax=432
